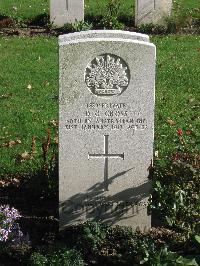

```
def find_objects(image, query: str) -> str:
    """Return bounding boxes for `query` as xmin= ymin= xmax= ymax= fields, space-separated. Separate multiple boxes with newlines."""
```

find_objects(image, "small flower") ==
xmin=0 ymin=205 xmax=23 ymax=243
xmin=171 ymin=152 xmax=181 ymax=161
xmin=176 ymin=128 xmax=183 ymax=136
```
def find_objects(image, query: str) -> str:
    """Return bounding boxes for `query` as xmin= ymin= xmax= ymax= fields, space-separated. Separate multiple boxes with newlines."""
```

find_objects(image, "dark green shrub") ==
xmin=77 ymin=222 xmax=106 ymax=252
xmin=62 ymin=20 xmax=93 ymax=33
xmin=99 ymin=15 xmax=124 ymax=30
xmin=28 ymin=13 xmax=50 ymax=27
xmin=98 ymin=0 xmax=125 ymax=30
xmin=30 ymin=252 xmax=47 ymax=265
xmin=165 ymin=2 xmax=200 ymax=33
xmin=140 ymin=246 xmax=198 ymax=265
xmin=138 ymin=23 xmax=167 ymax=34
xmin=72 ymin=20 xmax=93 ymax=32
xmin=30 ymin=248 xmax=84 ymax=266
xmin=151 ymin=129 xmax=200 ymax=234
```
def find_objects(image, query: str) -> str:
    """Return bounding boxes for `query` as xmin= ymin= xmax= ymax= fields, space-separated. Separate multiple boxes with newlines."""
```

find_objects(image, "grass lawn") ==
xmin=0 ymin=36 xmax=58 ymax=174
xmin=0 ymin=0 xmax=49 ymax=20
xmin=176 ymin=0 xmax=200 ymax=10
xmin=0 ymin=0 xmax=134 ymax=20
xmin=153 ymin=35 xmax=200 ymax=159
xmin=0 ymin=35 xmax=199 ymax=175
xmin=0 ymin=0 xmax=199 ymax=20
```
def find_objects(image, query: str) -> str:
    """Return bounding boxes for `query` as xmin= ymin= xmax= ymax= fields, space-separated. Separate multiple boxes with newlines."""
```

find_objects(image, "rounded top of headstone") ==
xmin=59 ymin=30 xmax=150 ymax=44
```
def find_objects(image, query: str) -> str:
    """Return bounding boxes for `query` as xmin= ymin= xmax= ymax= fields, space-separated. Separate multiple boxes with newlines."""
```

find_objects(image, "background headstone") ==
xmin=50 ymin=0 xmax=84 ymax=27
xmin=135 ymin=0 xmax=172 ymax=26
xmin=59 ymin=30 xmax=156 ymax=230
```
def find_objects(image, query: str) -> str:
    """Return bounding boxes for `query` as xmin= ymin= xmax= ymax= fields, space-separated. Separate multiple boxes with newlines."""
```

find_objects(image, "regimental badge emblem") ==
xmin=85 ymin=54 xmax=130 ymax=97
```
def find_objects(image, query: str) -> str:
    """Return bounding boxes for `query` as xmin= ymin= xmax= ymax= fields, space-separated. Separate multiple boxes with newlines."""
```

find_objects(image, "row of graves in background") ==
xmin=50 ymin=0 xmax=172 ymax=27
xmin=59 ymin=30 xmax=156 ymax=230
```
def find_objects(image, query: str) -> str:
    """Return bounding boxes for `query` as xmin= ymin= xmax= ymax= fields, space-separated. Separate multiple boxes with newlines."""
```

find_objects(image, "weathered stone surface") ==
xmin=50 ymin=0 xmax=84 ymax=27
xmin=59 ymin=31 xmax=156 ymax=230
xmin=59 ymin=30 xmax=150 ymax=43
xmin=135 ymin=0 xmax=172 ymax=26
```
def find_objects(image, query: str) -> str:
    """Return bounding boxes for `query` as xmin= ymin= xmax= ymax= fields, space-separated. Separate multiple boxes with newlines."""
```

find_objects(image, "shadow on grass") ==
xmin=0 ymin=14 xmax=14 ymax=27
xmin=27 ymin=13 xmax=50 ymax=27
xmin=0 ymin=163 xmax=59 ymax=245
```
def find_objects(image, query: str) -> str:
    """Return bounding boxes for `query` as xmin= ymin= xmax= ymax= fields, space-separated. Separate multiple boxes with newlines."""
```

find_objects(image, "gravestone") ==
xmin=59 ymin=30 xmax=156 ymax=230
xmin=135 ymin=0 xmax=172 ymax=26
xmin=50 ymin=0 xmax=84 ymax=27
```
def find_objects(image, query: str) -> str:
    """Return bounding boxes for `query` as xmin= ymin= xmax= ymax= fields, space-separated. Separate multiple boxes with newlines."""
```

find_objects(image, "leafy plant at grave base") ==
xmin=120 ymin=232 xmax=198 ymax=265
xmin=0 ymin=205 xmax=23 ymax=251
xmin=118 ymin=15 xmax=134 ymax=28
xmin=195 ymin=235 xmax=200 ymax=246
xmin=84 ymin=14 xmax=103 ymax=29
xmin=72 ymin=20 xmax=93 ymax=32
xmin=165 ymin=1 xmax=200 ymax=34
xmin=138 ymin=23 xmax=168 ymax=35
xmin=130 ymin=234 xmax=157 ymax=264
xmin=29 ymin=248 xmax=84 ymax=266
xmin=99 ymin=15 xmax=124 ymax=30
xmin=10 ymin=18 xmax=25 ymax=29
xmin=186 ymin=234 xmax=200 ymax=256
xmin=140 ymin=246 xmax=198 ymax=266
xmin=62 ymin=20 xmax=93 ymax=33
xmin=30 ymin=252 xmax=47 ymax=265
xmin=151 ymin=128 xmax=200 ymax=234
xmin=98 ymin=0 xmax=124 ymax=30
xmin=76 ymin=222 xmax=107 ymax=253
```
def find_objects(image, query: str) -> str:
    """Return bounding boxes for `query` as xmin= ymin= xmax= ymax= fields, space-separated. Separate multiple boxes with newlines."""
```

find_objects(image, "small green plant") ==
xmin=151 ymin=129 xmax=200 ymax=234
xmin=12 ymin=17 xmax=27 ymax=28
xmin=72 ymin=20 xmax=93 ymax=32
xmin=98 ymin=0 xmax=124 ymax=30
xmin=77 ymin=222 xmax=106 ymax=252
xmin=194 ymin=235 xmax=200 ymax=245
xmin=99 ymin=15 xmax=124 ymax=30
xmin=133 ymin=235 xmax=157 ymax=264
xmin=138 ymin=23 xmax=167 ymax=34
xmin=140 ymin=246 xmax=198 ymax=266
xmin=30 ymin=252 xmax=47 ymax=265
xmin=30 ymin=248 xmax=84 ymax=266
xmin=62 ymin=20 xmax=93 ymax=33
xmin=165 ymin=1 xmax=200 ymax=33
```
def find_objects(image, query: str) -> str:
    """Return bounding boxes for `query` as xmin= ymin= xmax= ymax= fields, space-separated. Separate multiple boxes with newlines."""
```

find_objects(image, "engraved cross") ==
xmin=88 ymin=135 xmax=124 ymax=191
xmin=66 ymin=0 xmax=68 ymax=10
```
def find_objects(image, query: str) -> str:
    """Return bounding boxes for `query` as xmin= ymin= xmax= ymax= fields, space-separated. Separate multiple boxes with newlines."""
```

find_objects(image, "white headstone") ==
xmin=59 ymin=30 xmax=156 ymax=230
xmin=135 ymin=0 xmax=172 ymax=26
xmin=50 ymin=0 xmax=84 ymax=27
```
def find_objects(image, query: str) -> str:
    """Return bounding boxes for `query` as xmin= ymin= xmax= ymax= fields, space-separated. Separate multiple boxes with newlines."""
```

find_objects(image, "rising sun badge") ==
xmin=85 ymin=54 xmax=130 ymax=97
